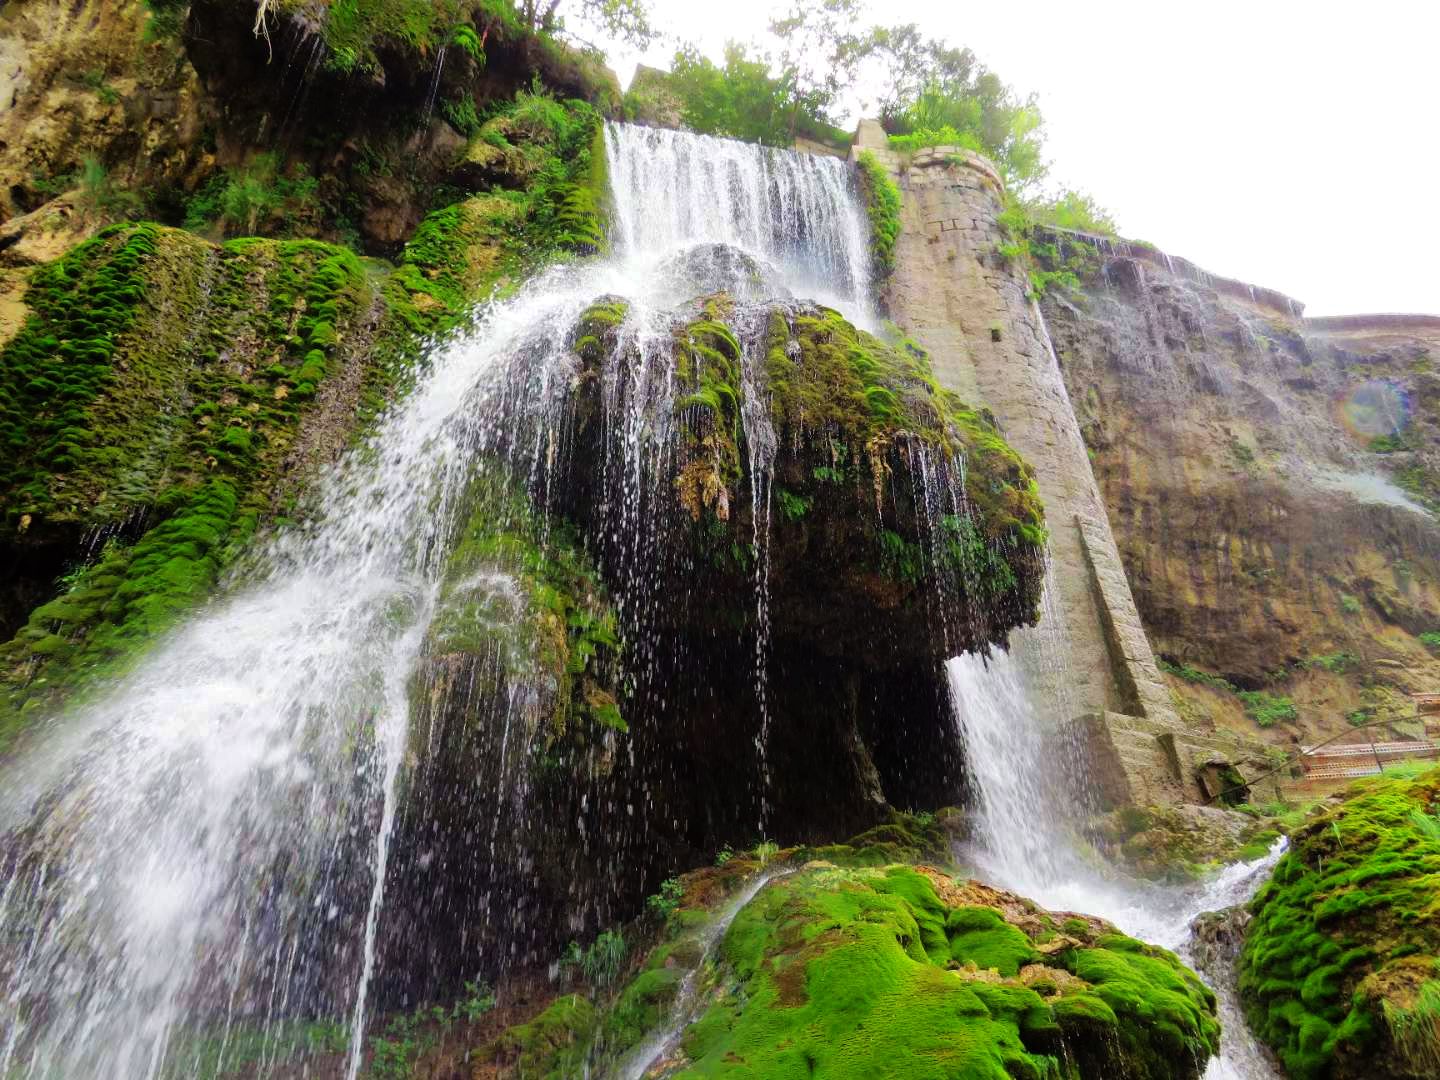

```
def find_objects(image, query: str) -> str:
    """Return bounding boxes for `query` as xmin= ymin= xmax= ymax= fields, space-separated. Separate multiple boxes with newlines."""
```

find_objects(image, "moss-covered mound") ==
xmin=562 ymin=293 xmax=1046 ymax=668
xmin=674 ymin=865 xmax=1216 ymax=1079
xmin=379 ymin=481 xmax=628 ymax=1001
xmin=480 ymin=859 xmax=1219 ymax=1080
xmin=0 ymin=225 xmax=382 ymax=738
xmin=1239 ymin=766 xmax=1440 ymax=1080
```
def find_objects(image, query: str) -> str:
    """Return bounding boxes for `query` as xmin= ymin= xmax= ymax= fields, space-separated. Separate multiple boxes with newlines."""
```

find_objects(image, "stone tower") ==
xmin=852 ymin=121 xmax=1273 ymax=806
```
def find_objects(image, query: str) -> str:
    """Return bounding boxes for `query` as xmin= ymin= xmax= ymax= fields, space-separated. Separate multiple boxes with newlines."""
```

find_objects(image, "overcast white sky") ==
xmin=597 ymin=0 xmax=1438 ymax=316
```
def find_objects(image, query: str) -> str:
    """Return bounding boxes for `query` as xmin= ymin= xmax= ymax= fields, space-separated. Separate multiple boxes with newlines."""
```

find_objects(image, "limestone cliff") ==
xmin=1040 ymin=235 xmax=1440 ymax=754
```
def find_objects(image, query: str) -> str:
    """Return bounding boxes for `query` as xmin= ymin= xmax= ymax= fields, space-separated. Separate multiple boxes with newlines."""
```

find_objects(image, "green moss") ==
xmin=1240 ymin=767 xmax=1440 ymax=1078
xmin=856 ymin=151 xmax=901 ymax=280
xmin=0 ymin=230 xmax=373 ymax=744
xmin=1236 ymin=690 xmax=1297 ymax=729
xmin=428 ymin=480 xmax=623 ymax=745
xmin=766 ymin=305 xmax=1043 ymax=542
xmin=0 ymin=224 xmax=162 ymax=520
xmin=656 ymin=864 xmax=1217 ymax=1079
xmin=479 ymin=993 xmax=597 ymax=1079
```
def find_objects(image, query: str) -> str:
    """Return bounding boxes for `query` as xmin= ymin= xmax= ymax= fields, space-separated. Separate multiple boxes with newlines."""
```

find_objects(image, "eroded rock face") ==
xmin=0 ymin=0 xmax=207 ymax=223
xmin=1240 ymin=766 xmax=1440 ymax=1079
xmin=1087 ymin=802 xmax=1278 ymax=883
xmin=1040 ymin=242 xmax=1440 ymax=748
xmin=539 ymin=293 xmax=1044 ymax=844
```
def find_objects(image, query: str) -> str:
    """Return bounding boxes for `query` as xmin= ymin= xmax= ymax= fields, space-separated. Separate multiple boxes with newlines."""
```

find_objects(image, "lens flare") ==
xmin=1336 ymin=378 xmax=1410 ymax=442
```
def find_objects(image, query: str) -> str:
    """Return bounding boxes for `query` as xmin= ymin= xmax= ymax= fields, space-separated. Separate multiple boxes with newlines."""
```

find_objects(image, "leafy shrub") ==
xmin=441 ymin=96 xmax=483 ymax=137
xmin=1309 ymin=651 xmax=1360 ymax=674
xmin=1237 ymin=691 xmax=1297 ymax=729
xmin=1340 ymin=593 xmax=1363 ymax=614
xmin=580 ymin=929 xmax=626 ymax=987
xmin=1158 ymin=658 xmax=1237 ymax=692
xmin=1420 ymin=631 xmax=1440 ymax=652
xmin=646 ymin=877 xmax=684 ymax=919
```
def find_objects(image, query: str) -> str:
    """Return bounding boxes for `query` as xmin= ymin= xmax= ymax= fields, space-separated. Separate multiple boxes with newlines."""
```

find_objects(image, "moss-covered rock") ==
xmin=480 ymin=992 xmax=598 ymax=1078
xmin=376 ymin=482 xmax=627 ymax=1000
xmin=668 ymin=865 xmax=1217 ymax=1080
xmin=1239 ymin=766 xmax=1440 ymax=1080
xmin=1087 ymin=802 xmax=1279 ymax=884
xmin=0 ymin=226 xmax=382 ymax=740
xmin=479 ymin=859 xmax=1219 ymax=1080
xmin=559 ymin=293 xmax=1046 ymax=669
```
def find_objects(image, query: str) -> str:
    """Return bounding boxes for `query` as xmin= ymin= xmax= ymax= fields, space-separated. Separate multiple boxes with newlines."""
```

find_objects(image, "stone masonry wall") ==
xmin=852 ymin=122 xmax=1253 ymax=805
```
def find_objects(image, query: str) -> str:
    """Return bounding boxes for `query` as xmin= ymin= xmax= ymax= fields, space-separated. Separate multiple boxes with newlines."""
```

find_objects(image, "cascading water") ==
xmin=948 ymin=588 xmax=1286 ymax=1078
xmin=0 ymin=123 xmax=877 ymax=1078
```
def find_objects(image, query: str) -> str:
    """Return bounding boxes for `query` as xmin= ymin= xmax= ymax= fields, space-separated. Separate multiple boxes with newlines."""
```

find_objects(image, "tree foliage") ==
xmin=868 ymin=24 xmax=1046 ymax=194
xmin=668 ymin=44 xmax=794 ymax=146
xmin=519 ymin=0 xmax=655 ymax=48
xmin=1026 ymin=189 xmax=1118 ymax=236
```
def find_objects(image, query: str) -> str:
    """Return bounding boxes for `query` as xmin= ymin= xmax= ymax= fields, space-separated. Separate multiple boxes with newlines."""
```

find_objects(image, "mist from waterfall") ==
xmin=0 ymin=124 xmax=874 ymax=1080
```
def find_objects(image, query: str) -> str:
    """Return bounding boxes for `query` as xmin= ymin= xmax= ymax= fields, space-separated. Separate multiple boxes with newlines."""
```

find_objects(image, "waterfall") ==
xmin=948 ymin=552 xmax=1283 ymax=1079
xmin=0 ymin=123 xmax=875 ymax=1078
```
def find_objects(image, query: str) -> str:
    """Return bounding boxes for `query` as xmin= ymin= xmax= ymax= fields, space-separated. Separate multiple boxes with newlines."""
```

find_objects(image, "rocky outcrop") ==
xmin=477 ymin=845 xmax=1221 ymax=1079
xmin=0 ymin=0 xmax=206 ymax=222
xmin=1087 ymin=802 xmax=1280 ymax=883
xmin=1039 ymin=234 xmax=1440 ymax=751
xmin=1240 ymin=766 xmax=1440 ymax=1079
xmin=0 ymin=88 xmax=605 ymax=743
xmin=365 ymin=283 xmax=1048 ymax=996
xmin=0 ymin=0 xmax=619 ymax=254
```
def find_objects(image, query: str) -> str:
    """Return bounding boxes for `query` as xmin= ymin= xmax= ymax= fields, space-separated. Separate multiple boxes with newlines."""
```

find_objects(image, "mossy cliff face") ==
xmin=479 ymin=857 xmax=1219 ymax=1080
xmin=1 ymin=0 xmax=616 ymax=258
xmin=1239 ymin=766 xmax=1440 ymax=1079
xmin=0 ymin=131 xmax=572 ymax=744
xmin=378 ymin=485 xmax=627 ymax=1000
xmin=562 ymin=294 xmax=1046 ymax=670
xmin=372 ymin=288 xmax=1046 ymax=989
xmin=515 ymin=290 xmax=1046 ymax=903
xmin=0 ymin=224 xmax=377 ymax=737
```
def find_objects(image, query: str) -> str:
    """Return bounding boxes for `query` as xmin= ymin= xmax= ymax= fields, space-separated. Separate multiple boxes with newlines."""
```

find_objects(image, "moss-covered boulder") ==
xmin=1239 ymin=766 xmax=1440 ymax=1079
xmin=436 ymin=288 xmax=1049 ymax=932
xmin=480 ymin=859 xmax=1219 ymax=1080
xmin=1087 ymin=803 xmax=1280 ymax=883
xmin=673 ymin=865 xmax=1216 ymax=1079
xmin=559 ymin=292 xmax=1045 ymax=669
xmin=0 ymin=225 xmax=385 ymax=738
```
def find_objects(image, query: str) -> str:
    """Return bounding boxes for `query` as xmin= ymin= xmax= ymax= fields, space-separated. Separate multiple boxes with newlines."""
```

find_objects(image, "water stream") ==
xmin=948 ymin=629 xmax=1286 ymax=1079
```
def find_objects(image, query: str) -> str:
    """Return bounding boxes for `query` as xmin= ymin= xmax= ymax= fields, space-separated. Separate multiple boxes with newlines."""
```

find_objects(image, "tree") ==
xmin=520 ymin=0 xmax=655 ymax=48
xmin=866 ymin=24 xmax=1048 ymax=194
xmin=668 ymin=43 xmax=793 ymax=146
xmin=766 ymin=0 xmax=874 ymax=137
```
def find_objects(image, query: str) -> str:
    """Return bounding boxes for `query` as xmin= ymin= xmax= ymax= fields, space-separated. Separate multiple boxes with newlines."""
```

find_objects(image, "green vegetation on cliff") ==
xmin=1240 ymin=766 xmax=1440 ymax=1079
xmin=426 ymin=483 xmax=625 ymax=744
xmin=856 ymin=151 xmax=901 ymax=280
xmin=677 ymin=865 xmax=1216 ymax=1079
xmin=0 ymin=85 xmax=607 ymax=746
xmin=0 ymin=228 xmax=375 ymax=739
